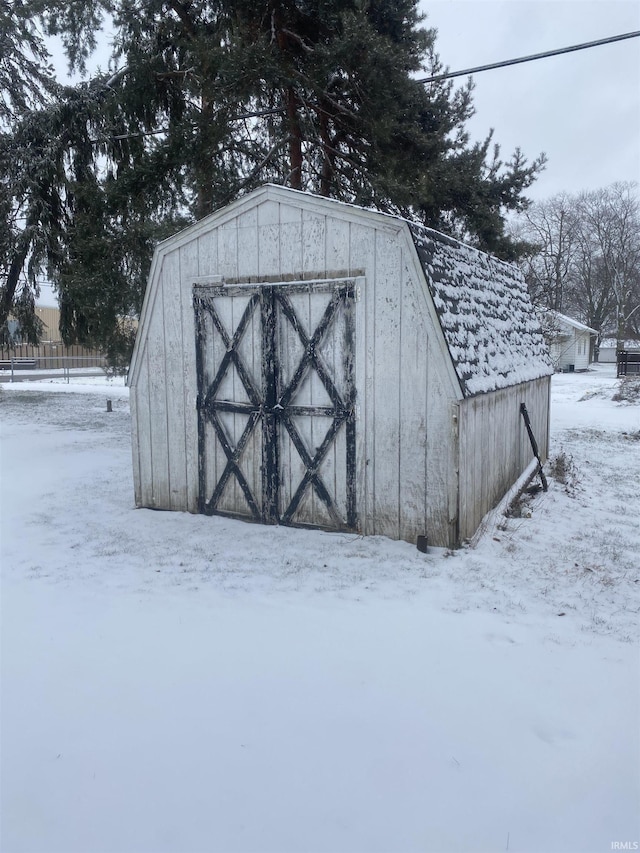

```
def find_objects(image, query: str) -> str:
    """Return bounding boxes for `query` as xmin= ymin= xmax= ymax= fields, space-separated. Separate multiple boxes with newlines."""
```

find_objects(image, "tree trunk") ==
xmin=285 ymin=86 xmax=303 ymax=190
xmin=194 ymin=89 xmax=215 ymax=220
xmin=319 ymin=101 xmax=335 ymax=197
xmin=0 ymin=225 xmax=33 ymax=333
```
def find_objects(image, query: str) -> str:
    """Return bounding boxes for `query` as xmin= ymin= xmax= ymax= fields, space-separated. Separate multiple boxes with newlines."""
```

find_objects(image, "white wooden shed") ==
xmin=128 ymin=184 xmax=552 ymax=547
xmin=543 ymin=311 xmax=597 ymax=372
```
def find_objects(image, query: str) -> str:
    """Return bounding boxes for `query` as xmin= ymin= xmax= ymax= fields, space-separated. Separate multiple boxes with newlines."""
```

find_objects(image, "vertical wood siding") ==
xmin=573 ymin=333 xmax=591 ymax=370
xmin=129 ymin=391 xmax=141 ymax=505
xmin=198 ymin=289 xmax=264 ymax=517
xmin=179 ymin=244 xmax=200 ymax=511
xmin=146 ymin=294 xmax=170 ymax=508
xmin=161 ymin=250 xmax=187 ymax=510
xmin=457 ymin=376 xmax=551 ymax=541
xmin=348 ymin=222 xmax=377 ymax=536
xmin=131 ymin=199 xmax=462 ymax=541
xmin=275 ymin=285 xmax=354 ymax=528
xmin=371 ymin=229 xmax=402 ymax=538
xmin=551 ymin=330 xmax=591 ymax=372
xmin=424 ymin=340 xmax=460 ymax=547
xmin=131 ymin=193 xmax=546 ymax=547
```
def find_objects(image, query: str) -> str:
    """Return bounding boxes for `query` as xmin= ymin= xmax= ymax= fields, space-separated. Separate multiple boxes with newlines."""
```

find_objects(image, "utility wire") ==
xmin=92 ymin=30 xmax=640 ymax=143
xmin=417 ymin=30 xmax=640 ymax=84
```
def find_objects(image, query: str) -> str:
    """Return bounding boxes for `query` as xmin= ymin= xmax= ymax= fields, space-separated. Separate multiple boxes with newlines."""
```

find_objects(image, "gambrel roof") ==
xmin=130 ymin=184 xmax=551 ymax=398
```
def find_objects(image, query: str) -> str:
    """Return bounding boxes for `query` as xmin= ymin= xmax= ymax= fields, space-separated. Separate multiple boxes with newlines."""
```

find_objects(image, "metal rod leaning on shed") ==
xmin=520 ymin=403 xmax=548 ymax=492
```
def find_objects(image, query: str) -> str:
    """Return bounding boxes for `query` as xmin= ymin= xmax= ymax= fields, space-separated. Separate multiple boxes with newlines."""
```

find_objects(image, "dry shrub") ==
xmin=548 ymin=451 xmax=579 ymax=495
xmin=612 ymin=376 xmax=640 ymax=403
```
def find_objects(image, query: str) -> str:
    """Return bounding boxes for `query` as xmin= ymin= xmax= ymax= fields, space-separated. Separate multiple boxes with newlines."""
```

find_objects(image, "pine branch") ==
xmin=166 ymin=0 xmax=198 ymax=40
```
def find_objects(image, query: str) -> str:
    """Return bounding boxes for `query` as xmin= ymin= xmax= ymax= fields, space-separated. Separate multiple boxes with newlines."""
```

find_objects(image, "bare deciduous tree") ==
xmin=514 ymin=193 xmax=578 ymax=311
xmin=576 ymin=183 xmax=640 ymax=347
xmin=511 ymin=182 xmax=640 ymax=349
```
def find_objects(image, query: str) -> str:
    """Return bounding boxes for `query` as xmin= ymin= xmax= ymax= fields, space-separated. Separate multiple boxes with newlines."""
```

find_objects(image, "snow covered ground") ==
xmin=1 ymin=365 xmax=638 ymax=853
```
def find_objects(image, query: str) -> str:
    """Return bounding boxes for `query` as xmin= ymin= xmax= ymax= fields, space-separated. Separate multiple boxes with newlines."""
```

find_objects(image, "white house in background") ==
xmin=597 ymin=337 xmax=640 ymax=363
xmin=543 ymin=311 xmax=597 ymax=372
xmin=128 ymin=184 xmax=552 ymax=547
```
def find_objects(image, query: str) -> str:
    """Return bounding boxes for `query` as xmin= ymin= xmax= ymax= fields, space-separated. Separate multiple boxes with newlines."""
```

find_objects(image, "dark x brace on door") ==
xmin=194 ymin=278 xmax=357 ymax=531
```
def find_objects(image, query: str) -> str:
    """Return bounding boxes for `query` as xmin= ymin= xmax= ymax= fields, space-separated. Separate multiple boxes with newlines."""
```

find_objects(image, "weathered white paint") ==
xmin=550 ymin=332 xmax=592 ymax=371
xmin=545 ymin=311 xmax=597 ymax=372
xmin=598 ymin=345 xmax=617 ymax=364
xmin=457 ymin=376 xmax=551 ymax=541
xmin=129 ymin=185 xmax=550 ymax=547
xmin=276 ymin=284 xmax=352 ymax=527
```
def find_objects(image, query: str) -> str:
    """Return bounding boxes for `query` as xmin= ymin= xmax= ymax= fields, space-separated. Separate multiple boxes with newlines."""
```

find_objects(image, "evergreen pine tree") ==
xmin=1 ymin=0 xmax=546 ymax=359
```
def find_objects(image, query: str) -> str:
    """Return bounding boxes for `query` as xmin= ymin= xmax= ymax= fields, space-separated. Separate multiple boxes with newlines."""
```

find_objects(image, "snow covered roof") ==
xmin=408 ymin=223 xmax=552 ymax=396
xmin=545 ymin=311 xmax=598 ymax=335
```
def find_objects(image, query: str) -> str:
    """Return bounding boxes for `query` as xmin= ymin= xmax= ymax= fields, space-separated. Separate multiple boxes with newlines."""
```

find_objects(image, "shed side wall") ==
xmin=130 ymin=250 xmax=198 ymax=511
xmin=457 ymin=376 xmax=550 ymax=541
xmin=424 ymin=338 xmax=460 ymax=547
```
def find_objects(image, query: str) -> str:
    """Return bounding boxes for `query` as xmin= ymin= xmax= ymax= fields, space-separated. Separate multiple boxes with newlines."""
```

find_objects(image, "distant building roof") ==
xmin=545 ymin=310 xmax=598 ymax=335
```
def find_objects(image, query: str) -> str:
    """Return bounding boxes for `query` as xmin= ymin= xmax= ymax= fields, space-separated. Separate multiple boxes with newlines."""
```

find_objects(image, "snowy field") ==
xmin=1 ymin=365 xmax=639 ymax=853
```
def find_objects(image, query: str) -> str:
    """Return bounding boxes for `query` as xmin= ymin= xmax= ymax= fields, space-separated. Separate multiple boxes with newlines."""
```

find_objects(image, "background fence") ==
xmin=617 ymin=351 xmax=640 ymax=376
xmin=0 ymin=342 xmax=105 ymax=370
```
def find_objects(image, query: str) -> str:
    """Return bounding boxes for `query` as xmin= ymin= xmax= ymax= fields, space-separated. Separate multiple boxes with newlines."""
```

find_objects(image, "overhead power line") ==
xmin=90 ymin=30 xmax=640 ymax=144
xmin=417 ymin=30 xmax=640 ymax=84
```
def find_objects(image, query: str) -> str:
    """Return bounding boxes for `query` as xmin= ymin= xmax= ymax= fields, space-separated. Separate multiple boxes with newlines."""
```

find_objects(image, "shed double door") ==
xmin=194 ymin=279 xmax=357 ymax=531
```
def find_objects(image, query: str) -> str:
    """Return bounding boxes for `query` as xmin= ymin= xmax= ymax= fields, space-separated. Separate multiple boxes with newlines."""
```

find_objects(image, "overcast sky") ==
xmin=421 ymin=0 xmax=640 ymax=200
